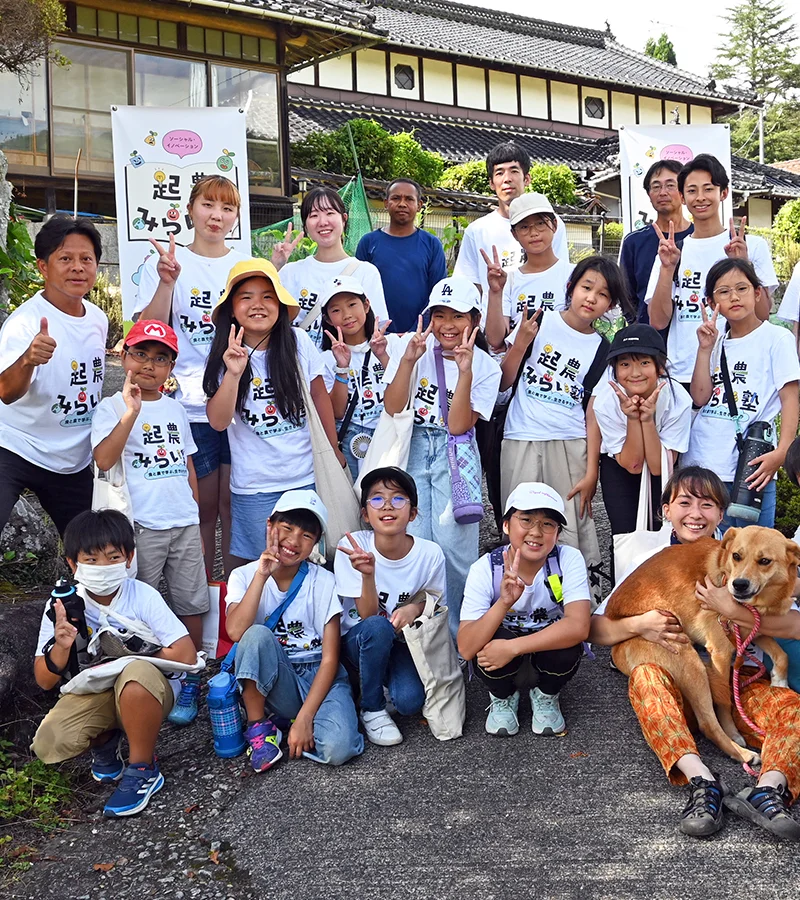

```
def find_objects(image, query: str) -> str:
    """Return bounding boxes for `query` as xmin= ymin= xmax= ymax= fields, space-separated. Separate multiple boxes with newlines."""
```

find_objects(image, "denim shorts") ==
xmin=190 ymin=422 xmax=231 ymax=480
xmin=229 ymin=483 xmax=315 ymax=560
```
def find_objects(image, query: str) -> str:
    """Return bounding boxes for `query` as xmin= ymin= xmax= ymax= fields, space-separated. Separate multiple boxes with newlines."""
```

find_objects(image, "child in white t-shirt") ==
xmin=31 ymin=510 xmax=197 ymax=819
xmin=225 ymin=490 xmax=363 ymax=771
xmin=590 ymin=324 xmax=691 ymax=538
xmin=204 ymin=258 xmax=344 ymax=564
xmin=458 ymin=482 xmax=591 ymax=738
xmin=335 ymin=467 xmax=446 ymax=746
xmin=383 ymin=277 xmax=502 ymax=636
xmin=92 ymin=319 xmax=208 ymax=726
xmin=320 ymin=275 xmax=401 ymax=480
xmin=685 ymin=258 xmax=800 ymax=529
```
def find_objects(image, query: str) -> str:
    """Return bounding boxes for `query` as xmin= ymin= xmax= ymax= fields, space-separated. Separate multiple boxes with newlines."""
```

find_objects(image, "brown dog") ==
xmin=605 ymin=526 xmax=800 ymax=766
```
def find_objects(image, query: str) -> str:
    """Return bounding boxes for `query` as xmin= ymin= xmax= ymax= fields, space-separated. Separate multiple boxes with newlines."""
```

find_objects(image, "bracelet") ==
xmin=334 ymin=365 xmax=350 ymax=375
xmin=43 ymin=640 xmax=70 ymax=677
xmin=335 ymin=374 xmax=349 ymax=385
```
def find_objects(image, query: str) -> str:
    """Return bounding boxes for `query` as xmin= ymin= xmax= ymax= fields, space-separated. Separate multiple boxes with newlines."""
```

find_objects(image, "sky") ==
xmin=471 ymin=0 xmax=800 ymax=80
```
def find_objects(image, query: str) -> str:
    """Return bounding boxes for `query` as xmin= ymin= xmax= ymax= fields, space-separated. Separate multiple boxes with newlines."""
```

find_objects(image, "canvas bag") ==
xmin=201 ymin=582 xmax=234 ymax=659
xmin=402 ymin=590 xmax=465 ymax=741
xmin=299 ymin=378 xmax=361 ymax=562
xmin=612 ymin=443 xmax=673 ymax=579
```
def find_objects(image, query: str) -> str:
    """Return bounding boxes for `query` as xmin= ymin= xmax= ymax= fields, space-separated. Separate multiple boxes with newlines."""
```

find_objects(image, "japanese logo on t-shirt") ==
xmin=675 ymin=268 xmax=703 ymax=323
xmin=241 ymin=375 xmax=305 ymax=438
xmin=523 ymin=342 xmax=584 ymax=409
xmin=132 ymin=419 xmax=189 ymax=478
xmin=52 ymin=355 xmax=104 ymax=427
xmin=176 ymin=285 xmax=217 ymax=347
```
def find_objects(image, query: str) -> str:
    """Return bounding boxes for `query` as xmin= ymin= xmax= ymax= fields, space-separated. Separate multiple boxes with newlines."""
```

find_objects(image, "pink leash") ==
xmin=722 ymin=607 xmax=766 ymax=775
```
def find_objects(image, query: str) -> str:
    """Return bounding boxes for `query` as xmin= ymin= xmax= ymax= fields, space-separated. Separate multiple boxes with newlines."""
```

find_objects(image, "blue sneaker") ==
xmin=90 ymin=730 xmax=124 ymax=783
xmin=167 ymin=675 xmax=200 ymax=726
xmin=244 ymin=719 xmax=283 ymax=772
xmin=103 ymin=762 xmax=165 ymax=818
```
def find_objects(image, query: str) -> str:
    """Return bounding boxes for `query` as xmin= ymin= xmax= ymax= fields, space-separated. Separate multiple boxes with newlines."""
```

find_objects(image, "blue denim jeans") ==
xmin=341 ymin=616 xmax=425 ymax=715
xmin=721 ymin=479 xmax=776 ymax=531
xmin=406 ymin=426 xmax=478 ymax=640
xmin=763 ymin=638 xmax=800 ymax=694
xmin=234 ymin=625 xmax=364 ymax=766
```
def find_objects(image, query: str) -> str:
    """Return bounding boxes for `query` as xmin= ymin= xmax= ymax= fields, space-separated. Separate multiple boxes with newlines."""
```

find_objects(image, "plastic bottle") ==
xmin=727 ymin=421 xmax=774 ymax=523
xmin=206 ymin=670 xmax=246 ymax=758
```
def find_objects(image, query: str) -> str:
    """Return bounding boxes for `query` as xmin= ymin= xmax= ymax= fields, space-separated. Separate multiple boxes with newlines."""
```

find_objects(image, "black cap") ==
xmin=606 ymin=324 xmax=667 ymax=362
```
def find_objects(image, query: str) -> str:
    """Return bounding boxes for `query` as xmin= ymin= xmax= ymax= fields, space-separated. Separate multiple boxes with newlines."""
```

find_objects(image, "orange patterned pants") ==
xmin=628 ymin=663 xmax=800 ymax=798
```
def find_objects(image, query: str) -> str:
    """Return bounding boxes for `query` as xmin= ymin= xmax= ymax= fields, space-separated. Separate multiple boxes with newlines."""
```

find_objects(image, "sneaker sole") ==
xmin=724 ymin=793 xmax=800 ymax=841
xmin=485 ymin=726 xmax=519 ymax=737
xmin=679 ymin=815 xmax=724 ymax=838
xmin=103 ymin=772 xmax=165 ymax=818
xmin=531 ymin=725 xmax=567 ymax=736
xmin=91 ymin=768 xmax=124 ymax=784
xmin=365 ymin=734 xmax=404 ymax=746
xmin=167 ymin=709 xmax=199 ymax=726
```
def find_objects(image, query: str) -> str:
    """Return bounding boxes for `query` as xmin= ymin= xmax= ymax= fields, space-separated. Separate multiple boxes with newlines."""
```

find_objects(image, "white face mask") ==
xmin=75 ymin=561 xmax=128 ymax=596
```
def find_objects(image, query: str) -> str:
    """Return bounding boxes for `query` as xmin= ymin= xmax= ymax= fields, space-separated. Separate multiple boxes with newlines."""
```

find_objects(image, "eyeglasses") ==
xmin=712 ymin=284 xmax=755 ymax=301
xmin=126 ymin=348 xmax=173 ymax=366
xmin=648 ymin=180 xmax=679 ymax=194
xmin=512 ymin=514 xmax=558 ymax=533
xmin=515 ymin=218 xmax=554 ymax=236
xmin=366 ymin=496 xmax=410 ymax=510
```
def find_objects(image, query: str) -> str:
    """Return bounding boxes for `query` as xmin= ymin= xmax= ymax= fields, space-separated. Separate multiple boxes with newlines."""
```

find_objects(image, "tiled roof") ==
xmin=227 ymin=0 xmax=380 ymax=33
xmin=367 ymin=0 xmax=753 ymax=105
xmin=772 ymin=159 xmax=800 ymax=176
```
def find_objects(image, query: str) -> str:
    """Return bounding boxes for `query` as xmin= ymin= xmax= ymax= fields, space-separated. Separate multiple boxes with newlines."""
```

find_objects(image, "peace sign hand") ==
xmin=149 ymin=235 xmax=181 ymax=286
xmin=725 ymin=216 xmax=748 ymax=260
xmin=653 ymin=221 xmax=681 ymax=269
xmin=369 ymin=318 xmax=392 ymax=365
xmin=454 ymin=325 xmax=479 ymax=374
xmin=638 ymin=381 xmax=664 ymax=423
xmin=324 ymin=326 xmax=351 ymax=369
xmin=256 ymin=525 xmax=282 ymax=579
xmin=517 ymin=308 xmax=540 ymax=348
xmin=403 ymin=316 xmax=433 ymax=363
xmin=223 ymin=325 xmax=248 ymax=378
xmin=271 ymin=223 xmax=305 ymax=271
xmin=480 ymin=245 xmax=507 ymax=294
xmin=610 ymin=381 xmax=640 ymax=420
xmin=696 ymin=302 xmax=719 ymax=352
xmin=338 ymin=532 xmax=376 ymax=578
xmin=499 ymin=546 xmax=525 ymax=609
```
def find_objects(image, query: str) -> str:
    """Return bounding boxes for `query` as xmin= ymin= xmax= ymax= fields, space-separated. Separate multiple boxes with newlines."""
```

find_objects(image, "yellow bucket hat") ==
xmin=212 ymin=258 xmax=300 ymax=324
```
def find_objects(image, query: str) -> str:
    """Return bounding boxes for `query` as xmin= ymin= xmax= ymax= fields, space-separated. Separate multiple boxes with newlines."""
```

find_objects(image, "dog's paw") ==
xmin=745 ymin=750 xmax=762 ymax=769
xmin=730 ymin=730 xmax=748 ymax=748
xmin=770 ymin=674 xmax=789 ymax=689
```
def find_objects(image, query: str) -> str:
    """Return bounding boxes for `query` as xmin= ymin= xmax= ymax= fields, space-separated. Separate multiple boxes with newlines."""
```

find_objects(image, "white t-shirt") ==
xmin=644 ymin=233 xmax=777 ymax=382
xmin=134 ymin=245 xmax=249 ymax=423
xmin=36 ymin=577 xmax=187 ymax=666
xmin=383 ymin=334 xmax=501 ymax=429
xmin=334 ymin=531 xmax=447 ymax=634
xmin=454 ymin=209 xmax=569 ymax=318
xmin=321 ymin=334 xmax=403 ymax=431
xmin=280 ymin=256 xmax=388 ymax=348
xmin=0 ymin=291 xmax=107 ymax=473
xmin=226 ymin=561 xmax=341 ymax=662
xmin=502 ymin=258 xmax=574 ymax=326
xmin=777 ymin=261 xmax=800 ymax=324
xmin=503 ymin=311 xmax=602 ymax=441
xmin=91 ymin=393 xmax=199 ymax=530
xmin=683 ymin=322 xmax=800 ymax=480
xmin=224 ymin=328 xmax=325 ymax=494
xmin=461 ymin=544 xmax=590 ymax=633
xmin=592 ymin=375 xmax=692 ymax=456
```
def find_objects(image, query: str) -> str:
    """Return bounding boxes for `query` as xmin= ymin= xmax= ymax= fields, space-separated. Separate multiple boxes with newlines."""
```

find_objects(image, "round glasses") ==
xmin=366 ymin=496 xmax=410 ymax=510
xmin=127 ymin=348 xmax=173 ymax=366
xmin=512 ymin=514 xmax=557 ymax=533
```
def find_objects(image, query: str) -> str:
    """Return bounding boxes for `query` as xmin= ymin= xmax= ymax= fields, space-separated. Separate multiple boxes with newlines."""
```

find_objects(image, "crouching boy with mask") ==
xmin=31 ymin=509 xmax=198 ymax=818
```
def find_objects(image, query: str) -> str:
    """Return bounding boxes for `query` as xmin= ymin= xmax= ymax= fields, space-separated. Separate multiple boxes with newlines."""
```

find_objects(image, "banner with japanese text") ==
xmin=111 ymin=106 xmax=251 ymax=325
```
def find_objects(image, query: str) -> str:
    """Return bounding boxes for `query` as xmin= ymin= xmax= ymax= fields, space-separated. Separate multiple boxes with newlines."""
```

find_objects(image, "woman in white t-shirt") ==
xmin=135 ymin=175 xmax=248 ymax=577
xmin=686 ymin=258 xmax=800 ymax=530
xmin=275 ymin=187 xmax=387 ymax=348
xmin=204 ymin=259 xmax=345 ymax=565
xmin=458 ymin=482 xmax=591 ymax=738
xmin=383 ymin=277 xmax=502 ymax=637
xmin=590 ymin=324 xmax=691 ymax=538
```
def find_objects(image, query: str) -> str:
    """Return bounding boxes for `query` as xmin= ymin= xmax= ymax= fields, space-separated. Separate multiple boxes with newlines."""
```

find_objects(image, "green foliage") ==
xmin=775 ymin=468 xmax=800 ymax=538
xmin=599 ymin=221 xmax=624 ymax=242
xmin=0 ymin=739 xmax=72 ymax=830
xmin=725 ymin=101 xmax=800 ymax=164
xmin=438 ymin=160 xmax=490 ymax=195
xmin=0 ymin=208 xmax=42 ymax=311
xmin=252 ymin=226 xmax=316 ymax=264
xmin=389 ymin=132 xmax=445 ymax=187
xmin=88 ymin=272 xmax=123 ymax=349
xmin=644 ymin=32 xmax=677 ymax=66
xmin=527 ymin=163 xmax=578 ymax=206
xmin=428 ymin=215 xmax=470 ymax=275
xmin=774 ymin=199 xmax=800 ymax=244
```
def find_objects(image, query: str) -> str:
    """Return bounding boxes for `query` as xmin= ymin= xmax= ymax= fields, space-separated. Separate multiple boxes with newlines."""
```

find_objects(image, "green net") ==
xmin=251 ymin=174 xmax=373 ymax=260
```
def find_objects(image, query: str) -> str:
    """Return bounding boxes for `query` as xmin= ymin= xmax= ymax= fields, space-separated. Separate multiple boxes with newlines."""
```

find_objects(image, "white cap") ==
xmin=320 ymin=275 xmax=367 ymax=308
xmin=504 ymin=482 xmax=567 ymax=526
xmin=424 ymin=277 xmax=481 ymax=315
xmin=272 ymin=489 xmax=328 ymax=534
xmin=509 ymin=192 xmax=556 ymax=227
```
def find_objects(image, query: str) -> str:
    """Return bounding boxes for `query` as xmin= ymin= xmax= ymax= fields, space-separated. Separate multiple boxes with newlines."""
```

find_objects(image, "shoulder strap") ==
xmin=337 ymin=350 xmax=371 ymax=443
xmin=299 ymin=260 xmax=362 ymax=332
xmin=507 ymin=308 xmax=544 ymax=402
xmin=489 ymin=546 xmax=506 ymax=605
xmin=543 ymin=546 xmax=564 ymax=606
xmin=265 ymin=560 xmax=309 ymax=631
xmin=433 ymin=344 xmax=450 ymax=431
xmin=581 ymin=335 xmax=611 ymax=412
xmin=719 ymin=344 xmax=746 ymax=453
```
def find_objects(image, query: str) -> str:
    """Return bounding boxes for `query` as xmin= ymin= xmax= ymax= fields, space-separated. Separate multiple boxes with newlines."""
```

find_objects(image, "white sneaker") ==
xmin=530 ymin=687 xmax=566 ymax=735
xmin=361 ymin=709 xmax=403 ymax=746
xmin=485 ymin=691 xmax=520 ymax=736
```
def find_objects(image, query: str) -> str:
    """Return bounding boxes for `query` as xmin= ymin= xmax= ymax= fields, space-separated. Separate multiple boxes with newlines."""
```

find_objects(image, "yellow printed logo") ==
xmin=517 ymin=293 xmax=526 ymax=302
xmin=142 ymin=423 xmax=152 ymax=433
xmin=71 ymin=360 xmax=78 ymax=371
xmin=420 ymin=378 xmax=429 ymax=387
xmin=683 ymin=268 xmax=692 ymax=278
xmin=544 ymin=344 xmax=553 ymax=353
xmin=253 ymin=377 xmax=262 ymax=387
xmin=300 ymin=289 xmax=309 ymax=298
xmin=191 ymin=287 xmax=200 ymax=296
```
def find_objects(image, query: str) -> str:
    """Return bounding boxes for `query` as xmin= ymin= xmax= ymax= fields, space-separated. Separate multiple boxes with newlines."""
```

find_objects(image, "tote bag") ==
xmin=201 ymin=582 xmax=234 ymax=659
xmin=300 ymin=379 xmax=361 ymax=562
xmin=402 ymin=591 xmax=465 ymax=741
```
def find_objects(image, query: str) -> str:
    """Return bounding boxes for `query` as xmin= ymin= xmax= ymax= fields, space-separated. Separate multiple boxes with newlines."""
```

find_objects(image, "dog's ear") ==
xmin=785 ymin=539 xmax=800 ymax=569
xmin=720 ymin=528 xmax=738 ymax=552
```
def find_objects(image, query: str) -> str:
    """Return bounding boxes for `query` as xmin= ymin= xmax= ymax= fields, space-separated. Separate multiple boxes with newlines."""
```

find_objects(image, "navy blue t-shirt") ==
xmin=619 ymin=222 xmax=693 ymax=324
xmin=355 ymin=228 xmax=448 ymax=333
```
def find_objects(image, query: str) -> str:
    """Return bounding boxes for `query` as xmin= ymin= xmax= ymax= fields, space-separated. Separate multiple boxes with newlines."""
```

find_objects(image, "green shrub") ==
xmin=0 ymin=208 xmax=42 ymax=312
xmin=88 ymin=272 xmax=123 ymax=349
xmin=599 ymin=221 xmax=624 ymax=242
xmin=0 ymin=739 xmax=72 ymax=831
xmin=774 ymin=199 xmax=800 ymax=244
xmin=252 ymin=227 xmax=316 ymax=264
xmin=527 ymin=163 xmax=577 ymax=206
xmin=438 ymin=160 xmax=491 ymax=195
xmin=389 ymin=132 xmax=445 ymax=187
xmin=775 ymin=469 xmax=800 ymax=538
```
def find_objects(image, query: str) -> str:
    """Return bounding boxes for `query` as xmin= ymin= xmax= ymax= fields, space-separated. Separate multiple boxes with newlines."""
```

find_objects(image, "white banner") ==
xmin=111 ymin=106 xmax=251 ymax=324
xmin=618 ymin=125 xmax=732 ymax=236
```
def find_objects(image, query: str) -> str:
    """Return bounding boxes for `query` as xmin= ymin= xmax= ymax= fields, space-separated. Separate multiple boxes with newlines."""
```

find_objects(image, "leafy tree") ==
xmin=0 ymin=0 xmax=65 ymax=74
xmin=644 ymin=33 xmax=677 ymax=66
xmin=774 ymin=199 xmax=800 ymax=244
xmin=389 ymin=132 xmax=444 ymax=187
xmin=528 ymin=163 xmax=577 ymax=205
xmin=437 ymin=160 xmax=490 ymax=194
xmin=712 ymin=0 xmax=800 ymax=104
xmin=727 ymin=100 xmax=800 ymax=164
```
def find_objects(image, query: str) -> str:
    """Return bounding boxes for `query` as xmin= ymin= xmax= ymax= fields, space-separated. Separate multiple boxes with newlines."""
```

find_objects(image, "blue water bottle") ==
xmin=207 ymin=649 xmax=245 ymax=758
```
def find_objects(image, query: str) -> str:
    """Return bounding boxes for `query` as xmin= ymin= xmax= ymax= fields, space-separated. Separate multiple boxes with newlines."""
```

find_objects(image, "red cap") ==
xmin=125 ymin=320 xmax=179 ymax=356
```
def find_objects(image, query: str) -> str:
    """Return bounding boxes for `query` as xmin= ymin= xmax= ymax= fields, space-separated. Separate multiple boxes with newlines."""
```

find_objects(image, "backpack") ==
xmin=489 ymin=544 xmax=564 ymax=609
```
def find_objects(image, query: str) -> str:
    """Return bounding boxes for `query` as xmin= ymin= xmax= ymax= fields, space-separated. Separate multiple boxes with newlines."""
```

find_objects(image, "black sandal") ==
xmin=725 ymin=784 xmax=800 ymax=841
xmin=680 ymin=776 xmax=725 ymax=837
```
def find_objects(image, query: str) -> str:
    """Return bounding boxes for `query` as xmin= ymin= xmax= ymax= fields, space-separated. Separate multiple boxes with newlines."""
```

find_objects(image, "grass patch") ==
xmin=0 ymin=739 xmax=72 ymax=832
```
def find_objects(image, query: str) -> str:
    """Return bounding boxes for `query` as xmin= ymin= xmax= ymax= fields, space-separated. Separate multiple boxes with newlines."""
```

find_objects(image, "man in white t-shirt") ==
xmin=0 ymin=216 xmax=108 ymax=535
xmin=454 ymin=141 xmax=568 ymax=319
xmin=646 ymin=153 xmax=776 ymax=387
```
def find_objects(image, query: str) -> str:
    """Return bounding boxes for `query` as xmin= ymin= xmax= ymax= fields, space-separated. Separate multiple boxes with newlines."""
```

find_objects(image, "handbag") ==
xmin=433 ymin=345 xmax=484 ymax=524
xmin=201 ymin=581 xmax=234 ymax=659
xmin=300 ymin=378 xmax=361 ymax=562
xmin=402 ymin=590 xmax=465 ymax=741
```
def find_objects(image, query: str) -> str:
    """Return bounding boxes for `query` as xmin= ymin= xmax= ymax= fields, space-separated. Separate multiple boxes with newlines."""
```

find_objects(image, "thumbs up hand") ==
xmin=24 ymin=318 xmax=57 ymax=367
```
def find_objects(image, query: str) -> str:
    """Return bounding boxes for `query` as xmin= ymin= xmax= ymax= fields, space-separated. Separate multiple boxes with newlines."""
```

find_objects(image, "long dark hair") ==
xmin=203 ymin=290 xmax=305 ymax=424
xmin=566 ymin=255 xmax=633 ymax=320
xmin=320 ymin=297 xmax=376 ymax=351
xmin=705 ymin=257 xmax=762 ymax=301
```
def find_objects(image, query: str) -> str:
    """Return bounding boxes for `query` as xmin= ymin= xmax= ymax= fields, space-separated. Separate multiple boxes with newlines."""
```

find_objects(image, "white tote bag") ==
xmin=612 ymin=444 xmax=673 ymax=579
xmin=402 ymin=591 xmax=465 ymax=741
xmin=300 ymin=379 xmax=362 ymax=562
xmin=353 ymin=364 xmax=418 ymax=498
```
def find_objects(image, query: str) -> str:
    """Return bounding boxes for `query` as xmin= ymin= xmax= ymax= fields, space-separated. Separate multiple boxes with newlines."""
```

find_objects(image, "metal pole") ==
xmin=758 ymin=105 xmax=765 ymax=164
